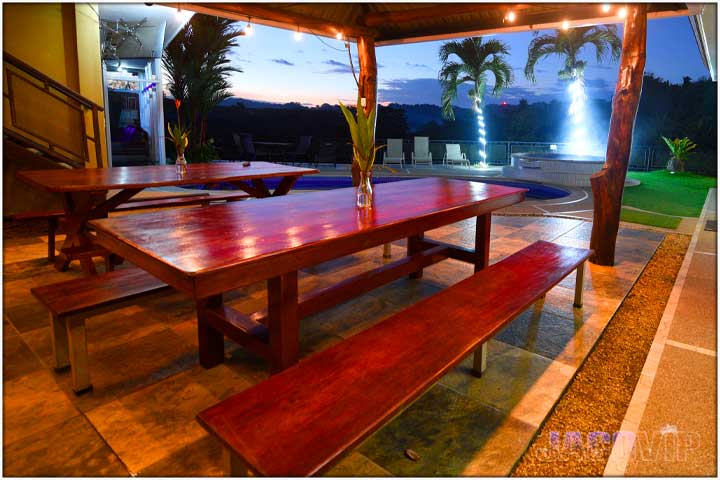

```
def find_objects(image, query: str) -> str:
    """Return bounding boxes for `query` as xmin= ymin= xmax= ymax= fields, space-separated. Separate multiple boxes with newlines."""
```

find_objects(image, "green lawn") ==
xmin=623 ymin=170 xmax=717 ymax=218
xmin=620 ymin=207 xmax=682 ymax=229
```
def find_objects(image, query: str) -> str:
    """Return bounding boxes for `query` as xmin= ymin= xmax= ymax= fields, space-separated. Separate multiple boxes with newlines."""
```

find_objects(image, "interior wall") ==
xmin=2 ymin=2 xmax=107 ymax=168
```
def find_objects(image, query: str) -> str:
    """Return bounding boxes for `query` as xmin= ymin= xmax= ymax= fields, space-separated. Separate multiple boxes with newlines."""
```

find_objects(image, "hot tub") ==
xmin=502 ymin=152 xmax=605 ymax=187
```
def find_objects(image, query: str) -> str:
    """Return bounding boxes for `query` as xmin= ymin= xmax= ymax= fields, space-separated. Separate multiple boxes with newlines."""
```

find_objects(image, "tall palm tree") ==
xmin=524 ymin=25 xmax=621 ymax=153
xmin=163 ymin=16 xmax=243 ymax=159
xmin=439 ymin=37 xmax=513 ymax=164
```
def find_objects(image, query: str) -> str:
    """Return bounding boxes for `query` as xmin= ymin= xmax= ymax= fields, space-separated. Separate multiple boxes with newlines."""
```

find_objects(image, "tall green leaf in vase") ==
xmin=339 ymin=97 xmax=384 ymax=208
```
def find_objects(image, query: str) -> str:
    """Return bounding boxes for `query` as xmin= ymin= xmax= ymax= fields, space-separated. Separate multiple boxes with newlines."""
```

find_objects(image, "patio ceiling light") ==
xmin=294 ymin=26 xmax=302 ymax=41
xmin=562 ymin=20 xmax=570 ymax=30
xmin=618 ymin=7 xmax=628 ymax=19
xmin=245 ymin=17 xmax=254 ymax=36
xmin=336 ymin=31 xmax=343 ymax=40
xmin=601 ymin=4 xmax=612 ymax=13
xmin=505 ymin=11 xmax=516 ymax=23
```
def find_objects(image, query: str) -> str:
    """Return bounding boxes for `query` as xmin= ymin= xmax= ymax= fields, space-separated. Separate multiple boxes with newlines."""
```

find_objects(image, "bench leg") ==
xmin=407 ymin=233 xmax=425 ymax=279
xmin=66 ymin=316 xmax=92 ymax=393
xmin=50 ymin=313 xmax=69 ymax=370
xmin=474 ymin=214 xmax=491 ymax=273
xmin=471 ymin=343 xmax=488 ymax=377
xmin=225 ymin=449 xmax=250 ymax=476
xmin=268 ymin=272 xmax=299 ymax=374
xmin=383 ymin=243 xmax=392 ymax=259
xmin=574 ymin=261 xmax=585 ymax=308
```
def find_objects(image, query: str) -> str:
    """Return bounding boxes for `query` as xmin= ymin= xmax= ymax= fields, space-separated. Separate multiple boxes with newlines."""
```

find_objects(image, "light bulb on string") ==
xmin=245 ymin=18 xmax=254 ymax=36
xmin=562 ymin=20 xmax=570 ymax=30
xmin=505 ymin=11 xmax=516 ymax=22
xmin=294 ymin=26 xmax=302 ymax=41
xmin=335 ymin=31 xmax=343 ymax=40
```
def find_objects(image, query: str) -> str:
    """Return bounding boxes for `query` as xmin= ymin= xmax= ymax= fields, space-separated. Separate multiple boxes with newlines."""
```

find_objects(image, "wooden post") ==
xmin=356 ymin=35 xmax=377 ymax=187
xmin=589 ymin=4 xmax=647 ymax=266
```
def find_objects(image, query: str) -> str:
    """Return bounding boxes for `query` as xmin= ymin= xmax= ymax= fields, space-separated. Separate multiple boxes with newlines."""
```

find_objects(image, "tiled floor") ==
xmin=2 ymin=213 xmax=663 ymax=476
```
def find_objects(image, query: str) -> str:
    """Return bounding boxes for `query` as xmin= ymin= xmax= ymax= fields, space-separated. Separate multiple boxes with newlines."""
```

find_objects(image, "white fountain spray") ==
xmin=475 ymin=98 xmax=488 ymax=168
xmin=566 ymin=69 xmax=590 ymax=156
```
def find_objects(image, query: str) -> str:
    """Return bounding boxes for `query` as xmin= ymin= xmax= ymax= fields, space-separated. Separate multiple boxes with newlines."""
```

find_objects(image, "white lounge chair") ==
xmin=444 ymin=143 xmax=469 ymax=166
xmin=412 ymin=136 xmax=433 ymax=167
xmin=383 ymin=138 xmax=405 ymax=167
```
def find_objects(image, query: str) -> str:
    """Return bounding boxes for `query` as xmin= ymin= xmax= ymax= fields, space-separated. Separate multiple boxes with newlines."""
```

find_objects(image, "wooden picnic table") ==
xmin=89 ymin=177 xmax=526 ymax=373
xmin=18 ymin=162 xmax=318 ymax=274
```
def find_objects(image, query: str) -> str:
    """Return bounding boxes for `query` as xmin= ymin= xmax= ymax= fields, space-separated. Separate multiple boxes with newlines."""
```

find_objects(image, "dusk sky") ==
xmin=226 ymin=15 xmax=710 ymax=107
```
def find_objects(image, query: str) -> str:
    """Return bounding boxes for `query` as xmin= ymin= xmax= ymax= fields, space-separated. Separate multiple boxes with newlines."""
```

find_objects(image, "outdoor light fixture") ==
xmin=618 ymin=7 xmax=627 ymax=19
xmin=601 ymin=4 xmax=612 ymax=13
xmin=562 ymin=20 xmax=570 ymax=30
xmin=294 ymin=26 xmax=302 ymax=41
xmin=505 ymin=11 xmax=516 ymax=22
xmin=245 ymin=18 xmax=254 ymax=36
xmin=335 ymin=31 xmax=343 ymax=40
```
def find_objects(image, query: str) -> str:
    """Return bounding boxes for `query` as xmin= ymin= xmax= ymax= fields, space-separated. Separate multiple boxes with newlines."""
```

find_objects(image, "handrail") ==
xmin=3 ymin=52 xmax=104 ymax=111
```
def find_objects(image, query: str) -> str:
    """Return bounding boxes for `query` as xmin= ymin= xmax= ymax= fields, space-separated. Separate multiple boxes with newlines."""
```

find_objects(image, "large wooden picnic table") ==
xmin=17 ymin=162 xmax=318 ymax=274
xmin=89 ymin=177 xmax=526 ymax=373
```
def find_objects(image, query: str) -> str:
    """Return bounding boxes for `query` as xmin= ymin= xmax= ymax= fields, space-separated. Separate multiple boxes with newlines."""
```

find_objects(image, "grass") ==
xmin=620 ymin=207 xmax=682 ymax=229
xmin=623 ymin=170 xmax=716 ymax=217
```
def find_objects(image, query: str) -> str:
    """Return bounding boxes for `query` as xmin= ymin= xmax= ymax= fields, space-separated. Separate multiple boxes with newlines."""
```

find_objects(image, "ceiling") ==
xmin=98 ymin=3 xmax=193 ymax=59
xmin=183 ymin=2 xmax=693 ymax=46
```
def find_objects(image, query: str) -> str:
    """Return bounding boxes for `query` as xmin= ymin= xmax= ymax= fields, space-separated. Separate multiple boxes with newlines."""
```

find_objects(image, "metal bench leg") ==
xmin=471 ymin=342 xmax=488 ymax=377
xmin=66 ymin=315 xmax=92 ymax=393
xmin=574 ymin=261 xmax=585 ymax=308
xmin=50 ymin=313 xmax=69 ymax=370
xmin=225 ymin=449 xmax=250 ymax=476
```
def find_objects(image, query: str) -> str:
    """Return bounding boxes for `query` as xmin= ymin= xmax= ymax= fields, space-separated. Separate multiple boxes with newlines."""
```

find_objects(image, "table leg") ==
xmin=472 ymin=213 xmax=492 ymax=376
xmin=407 ymin=233 xmax=425 ymax=279
xmin=197 ymin=294 xmax=225 ymax=368
xmin=267 ymin=271 xmax=299 ymax=374
xmin=54 ymin=192 xmax=99 ymax=272
xmin=272 ymin=175 xmax=300 ymax=196
xmin=473 ymin=214 xmax=491 ymax=273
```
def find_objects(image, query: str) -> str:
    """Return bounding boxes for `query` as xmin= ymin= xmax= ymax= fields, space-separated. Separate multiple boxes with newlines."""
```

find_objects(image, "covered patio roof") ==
xmin=183 ymin=2 xmax=695 ymax=45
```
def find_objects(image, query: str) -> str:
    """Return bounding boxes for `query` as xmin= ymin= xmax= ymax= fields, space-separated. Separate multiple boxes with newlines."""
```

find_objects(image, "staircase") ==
xmin=3 ymin=52 xmax=106 ymax=217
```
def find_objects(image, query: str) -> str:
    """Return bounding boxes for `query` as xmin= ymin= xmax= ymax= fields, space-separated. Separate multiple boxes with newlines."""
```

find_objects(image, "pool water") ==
xmin=188 ymin=176 xmax=569 ymax=200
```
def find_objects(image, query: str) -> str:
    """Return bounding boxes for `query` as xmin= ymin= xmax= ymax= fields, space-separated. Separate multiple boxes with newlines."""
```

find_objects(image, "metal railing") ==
xmin=3 ymin=52 xmax=105 ymax=168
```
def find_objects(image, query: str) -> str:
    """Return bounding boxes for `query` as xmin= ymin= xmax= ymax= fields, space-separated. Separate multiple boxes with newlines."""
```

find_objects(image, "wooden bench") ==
xmin=196 ymin=240 xmax=591 ymax=476
xmin=12 ymin=191 xmax=249 ymax=262
xmin=30 ymin=267 xmax=170 ymax=393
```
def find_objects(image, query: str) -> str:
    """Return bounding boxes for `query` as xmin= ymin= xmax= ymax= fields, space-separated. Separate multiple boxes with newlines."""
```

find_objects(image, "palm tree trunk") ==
xmin=474 ymin=98 xmax=487 ymax=164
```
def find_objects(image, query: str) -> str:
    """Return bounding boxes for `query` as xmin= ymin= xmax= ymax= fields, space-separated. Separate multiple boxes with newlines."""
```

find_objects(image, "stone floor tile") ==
xmin=87 ymin=371 xmax=219 ymax=474
xmin=325 ymin=451 xmax=392 ymax=477
xmin=3 ymin=415 xmax=127 ymax=477
xmin=3 ymin=369 xmax=79 ymax=445
xmin=139 ymin=434 xmax=225 ymax=477
xmin=3 ymin=314 xmax=19 ymax=338
xmin=3 ymin=297 xmax=50 ymax=333
xmin=3 ymin=334 xmax=44 ymax=382
xmin=667 ymin=275 xmax=717 ymax=351
xmin=358 ymin=384 xmax=535 ymax=476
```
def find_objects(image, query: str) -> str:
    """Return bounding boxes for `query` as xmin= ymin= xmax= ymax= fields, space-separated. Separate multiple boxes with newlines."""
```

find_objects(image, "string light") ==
xmin=505 ymin=11 xmax=516 ymax=22
xmin=562 ymin=20 xmax=570 ymax=30
xmin=601 ymin=4 xmax=611 ymax=13
xmin=245 ymin=17 xmax=254 ymax=36
xmin=294 ymin=26 xmax=302 ymax=41
xmin=618 ymin=7 xmax=627 ymax=19
xmin=335 ymin=31 xmax=343 ymax=40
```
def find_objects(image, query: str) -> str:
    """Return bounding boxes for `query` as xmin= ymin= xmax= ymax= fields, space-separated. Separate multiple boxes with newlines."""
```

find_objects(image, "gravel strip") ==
xmin=511 ymin=233 xmax=691 ymax=476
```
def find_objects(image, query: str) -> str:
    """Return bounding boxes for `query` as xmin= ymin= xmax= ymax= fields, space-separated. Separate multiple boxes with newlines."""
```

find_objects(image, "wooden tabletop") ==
xmin=17 ymin=162 xmax=318 ymax=192
xmin=90 ymin=178 xmax=526 ymax=297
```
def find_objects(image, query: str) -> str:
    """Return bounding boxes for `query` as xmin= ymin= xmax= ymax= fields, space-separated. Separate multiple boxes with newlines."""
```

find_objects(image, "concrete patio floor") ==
xmin=3 ymin=208 xmax=665 ymax=476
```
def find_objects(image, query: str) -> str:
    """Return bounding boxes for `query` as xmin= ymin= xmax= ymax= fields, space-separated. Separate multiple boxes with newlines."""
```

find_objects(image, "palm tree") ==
xmin=163 ymin=16 xmax=243 ymax=160
xmin=524 ymin=25 xmax=621 ymax=153
xmin=439 ymin=37 xmax=513 ymax=164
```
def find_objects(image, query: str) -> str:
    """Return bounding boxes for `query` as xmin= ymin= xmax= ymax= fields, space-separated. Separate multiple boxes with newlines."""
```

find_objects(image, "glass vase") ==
xmin=176 ymin=152 xmax=187 ymax=176
xmin=356 ymin=170 xmax=373 ymax=208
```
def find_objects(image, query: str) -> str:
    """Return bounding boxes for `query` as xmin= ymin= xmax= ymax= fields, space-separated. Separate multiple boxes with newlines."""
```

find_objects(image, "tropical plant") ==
xmin=338 ymin=97 xmax=383 ymax=173
xmin=163 ymin=15 xmax=243 ymax=161
xmin=524 ymin=25 xmax=621 ymax=154
xmin=438 ymin=37 xmax=513 ymax=163
xmin=662 ymin=136 xmax=697 ymax=172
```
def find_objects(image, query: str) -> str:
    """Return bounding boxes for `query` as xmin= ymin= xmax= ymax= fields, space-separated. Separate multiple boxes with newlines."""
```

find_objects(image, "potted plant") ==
xmin=661 ymin=136 xmax=696 ymax=173
xmin=339 ymin=97 xmax=383 ymax=208
xmin=168 ymin=99 xmax=190 ymax=174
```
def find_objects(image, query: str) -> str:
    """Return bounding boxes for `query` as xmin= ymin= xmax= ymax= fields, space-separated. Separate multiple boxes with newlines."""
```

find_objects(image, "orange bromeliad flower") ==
xmin=175 ymin=99 xmax=181 ymax=111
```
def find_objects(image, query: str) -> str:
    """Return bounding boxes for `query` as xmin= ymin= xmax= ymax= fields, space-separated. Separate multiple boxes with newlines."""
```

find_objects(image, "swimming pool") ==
xmin=187 ymin=176 xmax=569 ymax=200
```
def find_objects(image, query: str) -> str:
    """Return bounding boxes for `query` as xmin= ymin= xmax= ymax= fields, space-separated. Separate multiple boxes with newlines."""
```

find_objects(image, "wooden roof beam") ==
xmin=182 ymin=2 xmax=377 ymax=40
xmin=362 ymin=3 xmax=532 ymax=27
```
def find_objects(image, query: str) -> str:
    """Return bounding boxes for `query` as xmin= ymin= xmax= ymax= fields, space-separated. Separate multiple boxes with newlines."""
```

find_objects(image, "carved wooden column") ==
xmin=589 ymin=4 xmax=647 ymax=266
xmin=355 ymin=35 xmax=377 ymax=187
